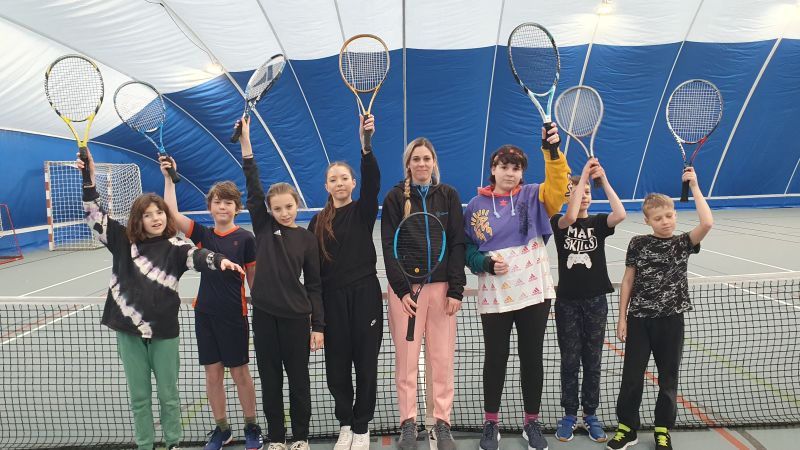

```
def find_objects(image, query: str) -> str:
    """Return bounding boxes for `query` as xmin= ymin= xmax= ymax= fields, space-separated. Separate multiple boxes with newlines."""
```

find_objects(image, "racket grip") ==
xmin=230 ymin=121 xmax=243 ymax=143
xmin=78 ymin=146 xmax=92 ymax=188
xmin=543 ymin=122 xmax=558 ymax=160
xmin=167 ymin=166 xmax=181 ymax=184
xmin=362 ymin=113 xmax=373 ymax=152
xmin=405 ymin=315 xmax=416 ymax=342
xmin=680 ymin=180 xmax=690 ymax=202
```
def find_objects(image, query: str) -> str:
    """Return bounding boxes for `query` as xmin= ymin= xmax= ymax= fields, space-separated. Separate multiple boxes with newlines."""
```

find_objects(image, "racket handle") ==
xmin=542 ymin=122 xmax=558 ymax=160
xmin=680 ymin=180 xmax=690 ymax=202
xmin=405 ymin=315 xmax=416 ymax=341
xmin=78 ymin=146 xmax=92 ymax=188
xmin=167 ymin=165 xmax=181 ymax=184
xmin=362 ymin=113 xmax=373 ymax=152
xmin=230 ymin=121 xmax=243 ymax=143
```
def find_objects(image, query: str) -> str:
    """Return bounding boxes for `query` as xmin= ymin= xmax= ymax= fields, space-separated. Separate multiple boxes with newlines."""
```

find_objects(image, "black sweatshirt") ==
xmin=380 ymin=181 xmax=467 ymax=301
xmin=243 ymin=157 xmax=324 ymax=332
xmin=308 ymin=150 xmax=380 ymax=292
xmin=83 ymin=186 xmax=225 ymax=339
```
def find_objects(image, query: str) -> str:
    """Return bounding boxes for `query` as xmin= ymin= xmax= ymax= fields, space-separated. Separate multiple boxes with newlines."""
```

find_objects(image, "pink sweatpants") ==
xmin=387 ymin=282 xmax=456 ymax=424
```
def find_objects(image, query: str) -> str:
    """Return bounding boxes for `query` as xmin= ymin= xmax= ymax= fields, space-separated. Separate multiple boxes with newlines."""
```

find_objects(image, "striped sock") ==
xmin=485 ymin=412 xmax=499 ymax=423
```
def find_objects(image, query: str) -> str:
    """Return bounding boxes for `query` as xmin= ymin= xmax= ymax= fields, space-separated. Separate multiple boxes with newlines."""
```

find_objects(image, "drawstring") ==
xmin=491 ymin=192 xmax=500 ymax=218
xmin=509 ymin=189 xmax=516 ymax=216
xmin=491 ymin=189 xmax=516 ymax=217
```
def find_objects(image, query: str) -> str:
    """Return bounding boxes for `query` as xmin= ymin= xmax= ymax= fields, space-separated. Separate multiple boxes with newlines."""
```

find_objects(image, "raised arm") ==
xmin=595 ymin=161 xmax=627 ymax=228
xmin=684 ymin=167 xmax=713 ymax=245
xmin=76 ymin=148 xmax=127 ymax=249
xmin=239 ymin=117 xmax=271 ymax=234
xmin=538 ymin=123 xmax=571 ymax=217
xmin=557 ymin=159 xmax=593 ymax=229
xmin=358 ymin=115 xmax=381 ymax=225
xmin=161 ymin=156 xmax=192 ymax=235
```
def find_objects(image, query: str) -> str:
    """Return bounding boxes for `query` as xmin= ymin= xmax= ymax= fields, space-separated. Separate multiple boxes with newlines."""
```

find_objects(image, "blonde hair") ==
xmin=641 ymin=193 xmax=674 ymax=217
xmin=401 ymin=137 xmax=440 ymax=218
xmin=266 ymin=182 xmax=301 ymax=210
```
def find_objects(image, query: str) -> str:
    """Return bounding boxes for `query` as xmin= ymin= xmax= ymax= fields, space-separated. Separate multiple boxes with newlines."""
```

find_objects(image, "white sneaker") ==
xmin=268 ymin=442 xmax=287 ymax=450
xmin=289 ymin=440 xmax=310 ymax=450
xmin=351 ymin=430 xmax=371 ymax=450
xmin=335 ymin=426 xmax=354 ymax=450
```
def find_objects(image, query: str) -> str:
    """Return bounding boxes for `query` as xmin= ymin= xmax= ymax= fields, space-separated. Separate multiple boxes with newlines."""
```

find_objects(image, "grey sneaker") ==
xmin=429 ymin=420 xmax=456 ymax=450
xmin=479 ymin=420 xmax=501 ymax=450
xmin=397 ymin=419 xmax=418 ymax=450
xmin=522 ymin=421 xmax=548 ymax=450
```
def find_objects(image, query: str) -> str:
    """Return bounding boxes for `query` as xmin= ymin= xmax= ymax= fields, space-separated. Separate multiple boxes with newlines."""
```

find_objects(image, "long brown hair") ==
xmin=126 ymin=193 xmax=177 ymax=243
xmin=314 ymin=161 xmax=355 ymax=261
xmin=401 ymin=137 xmax=440 ymax=218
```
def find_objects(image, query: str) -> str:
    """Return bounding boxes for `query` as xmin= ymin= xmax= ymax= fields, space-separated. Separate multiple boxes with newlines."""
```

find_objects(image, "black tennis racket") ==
xmin=230 ymin=53 xmax=287 ymax=143
xmin=339 ymin=34 xmax=390 ymax=152
xmin=666 ymin=79 xmax=723 ymax=202
xmin=555 ymin=85 xmax=604 ymax=187
xmin=113 ymin=81 xmax=179 ymax=183
xmin=508 ymin=22 xmax=561 ymax=160
xmin=44 ymin=54 xmax=104 ymax=188
xmin=393 ymin=212 xmax=447 ymax=342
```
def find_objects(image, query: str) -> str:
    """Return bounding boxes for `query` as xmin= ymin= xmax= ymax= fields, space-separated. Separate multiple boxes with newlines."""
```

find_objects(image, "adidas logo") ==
xmin=482 ymin=298 xmax=489 ymax=305
xmin=501 ymin=282 xmax=511 ymax=289
xmin=532 ymin=287 xmax=542 ymax=296
xmin=521 ymin=246 xmax=529 ymax=254
xmin=274 ymin=229 xmax=282 ymax=236
xmin=504 ymin=296 xmax=514 ymax=304
xmin=511 ymin=265 xmax=520 ymax=272
xmin=528 ymin=273 xmax=538 ymax=282
xmin=514 ymin=279 xmax=525 ymax=286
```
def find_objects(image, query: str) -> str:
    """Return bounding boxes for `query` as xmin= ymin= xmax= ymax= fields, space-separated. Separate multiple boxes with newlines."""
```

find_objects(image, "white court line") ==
xmin=20 ymin=266 xmax=111 ymax=297
xmin=722 ymin=283 xmax=800 ymax=311
xmin=1 ymin=304 xmax=94 ymax=345
xmin=615 ymin=227 xmax=794 ymax=272
xmin=607 ymin=242 xmax=707 ymax=278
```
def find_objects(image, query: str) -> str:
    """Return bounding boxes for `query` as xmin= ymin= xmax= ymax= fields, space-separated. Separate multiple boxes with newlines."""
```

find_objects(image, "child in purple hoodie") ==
xmin=464 ymin=125 xmax=570 ymax=450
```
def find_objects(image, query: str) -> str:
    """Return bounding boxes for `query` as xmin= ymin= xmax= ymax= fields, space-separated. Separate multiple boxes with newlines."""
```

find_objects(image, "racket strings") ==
xmin=246 ymin=58 xmax=285 ymax=101
xmin=341 ymin=44 xmax=389 ymax=92
xmin=395 ymin=218 xmax=444 ymax=278
xmin=555 ymin=87 xmax=602 ymax=137
xmin=115 ymin=84 xmax=165 ymax=133
xmin=667 ymin=81 xmax=722 ymax=143
xmin=45 ymin=58 xmax=103 ymax=121
xmin=509 ymin=25 xmax=558 ymax=94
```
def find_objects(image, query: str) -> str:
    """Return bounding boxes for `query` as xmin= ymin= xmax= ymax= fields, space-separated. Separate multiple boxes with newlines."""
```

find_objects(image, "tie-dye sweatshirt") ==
xmin=83 ymin=187 xmax=226 ymax=339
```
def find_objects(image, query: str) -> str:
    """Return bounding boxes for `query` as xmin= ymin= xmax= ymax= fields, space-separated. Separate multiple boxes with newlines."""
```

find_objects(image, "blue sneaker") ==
xmin=204 ymin=426 xmax=233 ymax=450
xmin=556 ymin=415 xmax=577 ymax=442
xmin=582 ymin=415 xmax=607 ymax=443
xmin=522 ymin=420 xmax=548 ymax=450
xmin=245 ymin=423 xmax=265 ymax=450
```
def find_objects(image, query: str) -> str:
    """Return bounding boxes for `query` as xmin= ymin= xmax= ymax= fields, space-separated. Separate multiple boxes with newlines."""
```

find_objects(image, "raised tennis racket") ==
xmin=113 ymin=81 xmax=179 ymax=183
xmin=665 ymin=79 xmax=723 ymax=202
xmin=555 ymin=85 xmax=604 ymax=187
xmin=508 ymin=22 xmax=561 ymax=160
xmin=44 ymin=55 xmax=104 ymax=188
xmin=230 ymin=53 xmax=287 ymax=143
xmin=393 ymin=212 xmax=447 ymax=342
xmin=339 ymin=34 xmax=390 ymax=152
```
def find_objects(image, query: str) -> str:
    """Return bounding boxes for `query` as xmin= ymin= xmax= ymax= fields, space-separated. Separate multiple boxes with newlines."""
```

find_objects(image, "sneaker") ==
xmin=583 ymin=415 xmax=607 ymax=443
xmin=397 ymin=419 xmax=418 ymax=450
xmin=479 ymin=420 xmax=501 ymax=450
xmin=289 ymin=441 xmax=309 ymax=450
xmin=606 ymin=424 xmax=638 ymax=450
xmin=244 ymin=423 xmax=264 ymax=450
xmin=654 ymin=427 xmax=672 ymax=450
xmin=429 ymin=420 xmax=456 ymax=450
xmin=335 ymin=426 xmax=354 ymax=450
xmin=204 ymin=426 xmax=233 ymax=450
xmin=351 ymin=430 xmax=371 ymax=450
xmin=267 ymin=442 xmax=287 ymax=450
xmin=522 ymin=420 xmax=548 ymax=450
xmin=555 ymin=415 xmax=576 ymax=442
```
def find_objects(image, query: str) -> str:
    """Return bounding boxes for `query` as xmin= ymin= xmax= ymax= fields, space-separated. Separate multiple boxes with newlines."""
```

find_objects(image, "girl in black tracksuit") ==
xmin=239 ymin=117 xmax=323 ymax=450
xmin=308 ymin=116 xmax=382 ymax=449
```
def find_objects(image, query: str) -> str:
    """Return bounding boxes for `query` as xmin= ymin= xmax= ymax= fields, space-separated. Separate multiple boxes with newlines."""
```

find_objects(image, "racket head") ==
xmin=666 ymin=79 xmax=723 ymax=145
xmin=507 ymin=23 xmax=560 ymax=96
xmin=44 ymin=54 xmax=104 ymax=122
xmin=555 ymin=85 xmax=604 ymax=139
xmin=113 ymin=81 xmax=166 ymax=133
xmin=339 ymin=34 xmax=390 ymax=94
xmin=244 ymin=53 xmax=286 ymax=104
xmin=393 ymin=212 xmax=447 ymax=281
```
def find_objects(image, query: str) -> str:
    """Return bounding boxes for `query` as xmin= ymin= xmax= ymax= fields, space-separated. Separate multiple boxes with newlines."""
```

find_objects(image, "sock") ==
xmin=485 ymin=412 xmax=499 ymax=423
xmin=524 ymin=413 xmax=539 ymax=424
xmin=245 ymin=416 xmax=257 ymax=426
xmin=216 ymin=418 xmax=230 ymax=432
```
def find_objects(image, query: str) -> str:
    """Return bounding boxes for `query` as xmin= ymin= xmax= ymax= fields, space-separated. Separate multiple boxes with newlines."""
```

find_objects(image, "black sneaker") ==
xmin=606 ymin=424 xmax=638 ymax=450
xmin=479 ymin=420 xmax=501 ymax=450
xmin=397 ymin=419 xmax=418 ymax=450
xmin=654 ymin=427 xmax=672 ymax=450
xmin=521 ymin=420 xmax=548 ymax=450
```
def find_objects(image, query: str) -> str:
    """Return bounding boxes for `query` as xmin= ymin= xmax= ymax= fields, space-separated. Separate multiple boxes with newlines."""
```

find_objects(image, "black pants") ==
xmin=252 ymin=308 xmax=311 ymax=442
xmin=481 ymin=300 xmax=551 ymax=414
xmin=555 ymin=294 xmax=608 ymax=416
xmin=616 ymin=314 xmax=684 ymax=430
xmin=323 ymin=276 xmax=383 ymax=434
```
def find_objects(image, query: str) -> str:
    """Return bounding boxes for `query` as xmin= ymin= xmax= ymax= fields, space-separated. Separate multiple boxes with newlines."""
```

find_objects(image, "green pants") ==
xmin=116 ymin=331 xmax=182 ymax=450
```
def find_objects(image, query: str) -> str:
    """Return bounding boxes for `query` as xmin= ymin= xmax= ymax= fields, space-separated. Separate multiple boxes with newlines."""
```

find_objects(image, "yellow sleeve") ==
xmin=537 ymin=147 xmax=571 ymax=217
